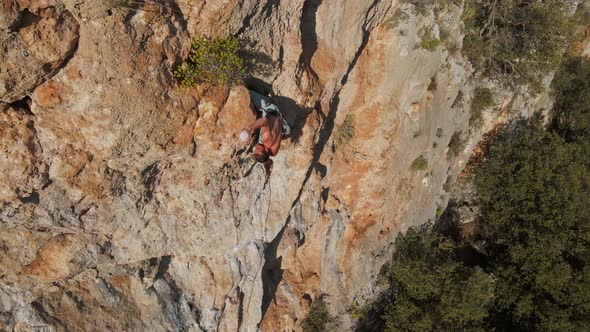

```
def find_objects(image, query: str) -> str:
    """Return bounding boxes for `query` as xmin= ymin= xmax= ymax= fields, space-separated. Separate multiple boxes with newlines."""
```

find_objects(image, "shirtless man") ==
xmin=240 ymin=110 xmax=282 ymax=163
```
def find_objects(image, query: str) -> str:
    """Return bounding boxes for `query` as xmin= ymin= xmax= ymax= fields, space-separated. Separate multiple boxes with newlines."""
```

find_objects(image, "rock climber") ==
xmin=240 ymin=90 xmax=290 ymax=163
xmin=240 ymin=112 xmax=282 ymax=163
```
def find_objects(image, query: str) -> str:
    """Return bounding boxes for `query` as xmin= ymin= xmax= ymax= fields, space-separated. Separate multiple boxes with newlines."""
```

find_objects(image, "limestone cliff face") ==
xmin=0 ymin=0 xmax=579 ymax=331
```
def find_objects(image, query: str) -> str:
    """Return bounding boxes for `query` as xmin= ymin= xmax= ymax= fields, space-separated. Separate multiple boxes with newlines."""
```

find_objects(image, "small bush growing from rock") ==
xmin=335 ymin=113 xmax=355 ymax=147
xmin=448 ymin=131 xmax=465 ymax=156
xmin=411 ymin=155 xmax=428 ymax=171
xmin=174 ymin=36 xmax=246 ymax=88
xmin=348 ymin=300 xmax=367 ymax=320
xmin=302 ymin=297 xmax=336 ymax=332
xmin=469 ymin=87 xmax=493 ymax=128
xmin=420 ymin=27 xmax=441 ymax=51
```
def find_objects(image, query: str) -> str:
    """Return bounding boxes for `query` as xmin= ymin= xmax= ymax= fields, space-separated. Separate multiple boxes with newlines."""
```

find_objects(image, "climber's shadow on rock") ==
xmin=244 ymin=77 xmax=314 ymax=144
xmin=239 ymin=38 xmax=276 ymax=78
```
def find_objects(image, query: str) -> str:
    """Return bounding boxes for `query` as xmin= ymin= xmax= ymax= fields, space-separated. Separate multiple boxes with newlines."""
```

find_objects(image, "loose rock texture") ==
xmin=0 ymin=104 xmax=46 ymax=205
xmin=0 ymin=0 xmax=581 ymax=331
xmin=0 ymin=1 xmax=79 ymax=103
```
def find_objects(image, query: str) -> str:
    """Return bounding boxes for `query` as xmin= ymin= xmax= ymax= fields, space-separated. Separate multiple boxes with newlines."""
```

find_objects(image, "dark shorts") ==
xmin=264 ymin=110 xmax=280 ymax=119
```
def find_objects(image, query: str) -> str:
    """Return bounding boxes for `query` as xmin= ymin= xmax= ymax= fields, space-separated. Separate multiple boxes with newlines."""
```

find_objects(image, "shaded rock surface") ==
xmin=0 ymin=0 xmax=583 ymax=331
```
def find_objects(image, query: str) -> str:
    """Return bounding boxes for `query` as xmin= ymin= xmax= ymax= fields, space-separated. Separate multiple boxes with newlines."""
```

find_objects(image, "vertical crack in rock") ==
xmin=165 ymin=0 xmax=189 ymax=30
xmin=257 ymin=1 xmax=388 ymax=325
xmin=187 ymin=301 xmax=202 ymax=330
xmin=150 ymin=260 xmax=188 ymax=331
xmin=237 ymin=287 xmax=245 ymax=330
xmin=297 ymin=0 xmax=322 ymax=80
xmin=154 ymin=255 xmax=172 ymax=280
xmin=260 ymin=224 xmax=286 ymax=319
xmin=31 ymin=300 xmax=56 ymax=328
xmin=140 ymin=162 xmax=159 ymax=204
xmin=261 ymin=0 xmax=280 ymax=19
xmin=291 ymin=0 xmax=384 ymax=215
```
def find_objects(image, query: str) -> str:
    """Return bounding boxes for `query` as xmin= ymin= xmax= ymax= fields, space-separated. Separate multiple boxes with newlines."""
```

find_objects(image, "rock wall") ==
xmin=0 ymin=0 xmax=581 ymax=331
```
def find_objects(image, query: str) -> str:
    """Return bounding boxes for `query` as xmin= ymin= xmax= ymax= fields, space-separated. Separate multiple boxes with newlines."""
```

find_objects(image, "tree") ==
xmin=475 ymin=122 xmax=590 ymax=330
xmin=550 ymin=56 xmax=590 ymax=141
xmin=302 ymin=297 xmax=336 ymax=332
xmin=463 ymin=0 xmax=576 ymax=91
xmin=381 ymin=226 xmax=493 ymax=332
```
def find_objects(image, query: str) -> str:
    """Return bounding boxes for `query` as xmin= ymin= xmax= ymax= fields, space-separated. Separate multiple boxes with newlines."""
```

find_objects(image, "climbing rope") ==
xmin=243 ymin=162 xmax=272 ymax=318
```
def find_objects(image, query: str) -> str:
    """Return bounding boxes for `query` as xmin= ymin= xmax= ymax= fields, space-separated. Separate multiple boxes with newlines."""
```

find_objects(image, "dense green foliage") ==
xmin=550 ymin=57 xmax=590 ymax=141
xmin=382 ymin=227 xmax=493 ymax=331
xmin=463 ymin=0 xmax=575 ymax=91
xmin=475 ymin=122 xmax=590 ymax=330
xmin=469 ymin=87 xmax=494 ymax=128
xmin=173 ymin=36 xmax=245 ymax=88
xmin=302 ymin=297 xmax=336 ymax=332
xmin=358 ymin=55 xmax=590 ymax=331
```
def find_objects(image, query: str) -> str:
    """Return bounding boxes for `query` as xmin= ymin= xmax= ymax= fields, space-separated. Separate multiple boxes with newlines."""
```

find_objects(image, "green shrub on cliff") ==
xmin=335 ymin=114 xmax=356 ymax=148
xmin=302 ymin=297 xmax=336 ymax=332
xmin=410 ymin=155 xmax=428 ymax=171
xmin=173 ymin=36 xmax=245 ymax=88
xmin=469 ymin=87 xmax=494 ymax=128
xmin=420 ymin=27 xmax=441 ymax=51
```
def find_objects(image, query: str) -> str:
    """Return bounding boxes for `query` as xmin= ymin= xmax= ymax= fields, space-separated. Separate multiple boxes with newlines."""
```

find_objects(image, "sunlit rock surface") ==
xmin=0 ymin=0 xmax=582 ymax=330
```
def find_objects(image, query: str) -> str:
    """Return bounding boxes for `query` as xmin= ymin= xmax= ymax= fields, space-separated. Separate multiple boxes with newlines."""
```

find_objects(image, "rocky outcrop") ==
xmin=0 ymin=0 xmax=583 ymax=331
xmin=0 ymin=104 xmax=46 ymax=207
xmin=0 ymin=1 xmax=79 ymax=103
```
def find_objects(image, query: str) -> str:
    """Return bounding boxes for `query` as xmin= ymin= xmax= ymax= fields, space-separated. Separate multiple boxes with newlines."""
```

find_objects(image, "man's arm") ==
xmin=269 ymin=137 xmax=281 ymax=156
xmin=269 ymin=124 xmax=282 ymax=156
xmin=244 ymin=117 xmax=267 ymax=134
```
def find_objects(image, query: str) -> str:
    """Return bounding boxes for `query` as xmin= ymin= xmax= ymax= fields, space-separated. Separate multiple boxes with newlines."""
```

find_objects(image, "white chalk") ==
xmin=239 ymin=130 xmax=249 ymax=142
